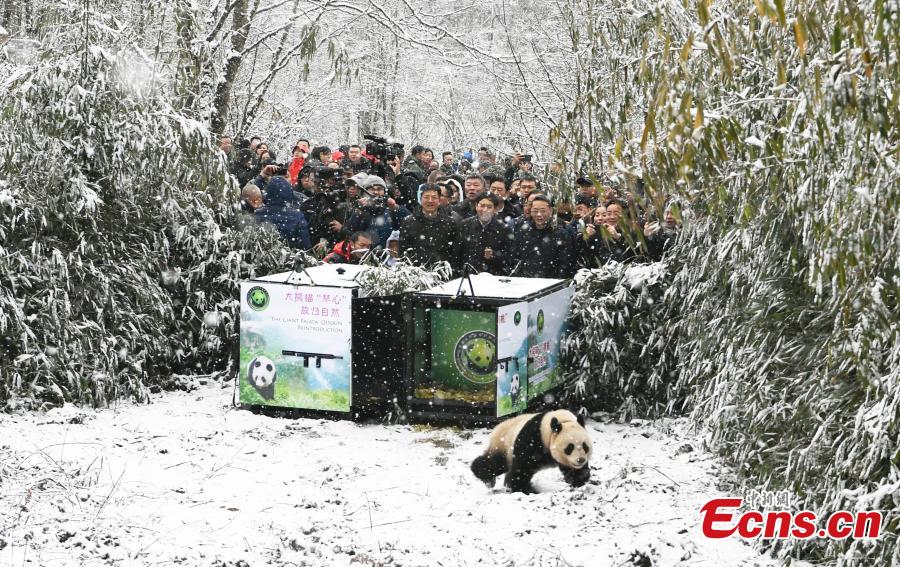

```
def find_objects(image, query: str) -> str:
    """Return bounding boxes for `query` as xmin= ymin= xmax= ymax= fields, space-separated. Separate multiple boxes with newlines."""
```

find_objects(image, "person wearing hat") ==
xmin=575 ymin=175 xmax=599 ymax=200
xmin=254 ymin=177 xmax=311 ymax=250
xmin=457 ymin=192 xmax=512 ymax=276
xmin=400 ymin=183 xmax=459 ymax=267
xmin=345 ymin=172 xmax=368 ymax=202
xmin=345 ymin=175 xmax=410 ymax=248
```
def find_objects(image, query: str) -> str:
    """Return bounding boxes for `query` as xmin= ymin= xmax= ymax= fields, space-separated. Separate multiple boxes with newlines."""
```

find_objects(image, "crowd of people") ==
xmin=220 ymin=134 xmax=682 ymax=278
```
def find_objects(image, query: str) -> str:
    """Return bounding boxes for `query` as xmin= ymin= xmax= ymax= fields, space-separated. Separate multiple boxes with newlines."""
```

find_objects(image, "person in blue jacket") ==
xmin=255 ymin=176 xmax=311 ymax=249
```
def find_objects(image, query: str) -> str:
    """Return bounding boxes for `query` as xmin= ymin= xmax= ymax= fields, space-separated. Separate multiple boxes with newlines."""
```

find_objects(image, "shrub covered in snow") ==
xmin=561 ymin=261 xmax=682 ymax=420
xmin=0 ymin=40 xmax=290 ymax=409
xmin=353 ymin=260 xmax=453 ymax=297
xmin=552 ymin=1 xmax=899 ymax=563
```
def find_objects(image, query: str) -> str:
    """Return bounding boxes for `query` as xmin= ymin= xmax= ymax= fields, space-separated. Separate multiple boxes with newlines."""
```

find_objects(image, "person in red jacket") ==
xmin=287 ymin=143 xmax=308 ymax=186
xmin=323 ymin=232 xmax=374 ymax=264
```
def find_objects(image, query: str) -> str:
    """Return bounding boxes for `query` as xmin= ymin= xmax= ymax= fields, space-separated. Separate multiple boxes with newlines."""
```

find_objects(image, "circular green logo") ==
xmin=247 ymin=286 xmax=270 ymax=311
xmin=514 ymin=311 xmax=521 ymax=326
xmin=453 ymin=331 xmax=497 ymax=385
xmin=537 ymin=310 xmax=545 ymax=333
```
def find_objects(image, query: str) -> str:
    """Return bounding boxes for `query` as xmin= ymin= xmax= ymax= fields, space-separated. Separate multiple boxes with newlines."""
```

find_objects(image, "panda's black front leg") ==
xmin=561 ymin=464 xmax=590 ymax=487
xmin=504 ymin=463 xmax=537 ymax=494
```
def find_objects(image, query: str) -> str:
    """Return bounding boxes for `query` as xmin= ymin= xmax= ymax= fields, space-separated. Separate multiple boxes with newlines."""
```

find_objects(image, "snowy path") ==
xmin=0 ymin=383 xmax=785 ymax=567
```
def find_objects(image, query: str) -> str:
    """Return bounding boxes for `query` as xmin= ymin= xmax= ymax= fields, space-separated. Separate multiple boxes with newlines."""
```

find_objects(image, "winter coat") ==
xmin=512 ymin=220 xmax=574 ymax=279
xmin=458 ymin=216 xmax=513 ymax=276
xmin=323 ymin=240 xmax=354 ymax=264
xmin=298 ymin=191 xmax=353 ymax=247
xmin=399 ymin=210 xmax=460 ymax=267
xmin=255 ymin=177 xmax=311 ymax=249
xmin=575 ymin=228 xmax=633 ymax=268
xmin=452 ymin=199 xmax=477 ymax=220
xmin=438 ymin=204 xmax=464 ymax=225
xmin=644 ymin=227 xmax=680 ymax=262
xmin=401 ymin=155 xmax=426 ymax=176
xmin=287 ymin=156 xmax=305 ymax=186
xmin=252 ymin=174 xmax=272 ymax=194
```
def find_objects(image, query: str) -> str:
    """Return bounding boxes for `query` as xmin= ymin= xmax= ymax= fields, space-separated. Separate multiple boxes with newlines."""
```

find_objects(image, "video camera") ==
xmin=363 ymin=135 xmax=404 ymax=162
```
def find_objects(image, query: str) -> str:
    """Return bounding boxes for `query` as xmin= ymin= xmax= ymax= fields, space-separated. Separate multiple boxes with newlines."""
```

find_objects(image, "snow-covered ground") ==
xmin=1 ymin=381 xmax=787 ymax=566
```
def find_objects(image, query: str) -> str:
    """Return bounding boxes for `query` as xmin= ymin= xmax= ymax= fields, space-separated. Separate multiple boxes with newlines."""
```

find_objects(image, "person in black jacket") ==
xmin=399 ymin=183 xmax=459 ymax=266
xmin=457 ymin=192 xmax=512 ymax=275
xmin=512 ymin=195 xmax=574 ymax=278
xmin=452 ymin=174 xmax=488 ymax=220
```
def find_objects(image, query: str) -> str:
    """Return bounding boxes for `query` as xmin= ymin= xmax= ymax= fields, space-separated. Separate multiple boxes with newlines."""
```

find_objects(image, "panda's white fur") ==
xmin=471 ymin=409 xmax=592 ymax=493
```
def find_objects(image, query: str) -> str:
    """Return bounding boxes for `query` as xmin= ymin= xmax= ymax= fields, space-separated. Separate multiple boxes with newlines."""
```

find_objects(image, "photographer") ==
xmin=252 ymin=159 xmax=281 ymax=193
xmin=346 ymin=176 xmax=410 ymax=248
xmin=504 ymin=152 xmax=533 ymax=187
xmin=297 ymin=165 xmax=353 ymax=250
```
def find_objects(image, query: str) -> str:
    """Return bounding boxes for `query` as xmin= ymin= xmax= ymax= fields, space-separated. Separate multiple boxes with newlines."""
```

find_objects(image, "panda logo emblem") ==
xmin=453 ymin=331 xmax=497 ymax=385
xmin=509 ymin=373 xmax=521 ymax=404
xmin=247 ymin=355 xmax=277 ymax=400
xmin=247 ymin=286 xmax=270 ymax=311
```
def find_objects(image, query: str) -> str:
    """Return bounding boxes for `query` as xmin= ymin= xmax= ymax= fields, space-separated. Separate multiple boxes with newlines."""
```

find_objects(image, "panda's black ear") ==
xmin=551 ymin=417 xmax=562 ymax=434
xmin=576 ymin=414 xmax=585 ymax=427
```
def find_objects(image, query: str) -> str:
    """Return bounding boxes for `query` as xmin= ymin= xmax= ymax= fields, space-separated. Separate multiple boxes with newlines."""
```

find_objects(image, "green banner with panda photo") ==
xmin=496 ymin=302 xmax=529 ymax=417
xmin=526 ymin=286 xmax=574 ymax=401
xmin=239 ymin=282 xmax=353 ymax=412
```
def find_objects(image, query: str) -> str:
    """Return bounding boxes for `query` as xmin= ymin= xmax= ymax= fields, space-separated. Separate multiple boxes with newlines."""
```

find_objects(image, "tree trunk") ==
xmin=210 ymin=0 xmax=250 ymax=136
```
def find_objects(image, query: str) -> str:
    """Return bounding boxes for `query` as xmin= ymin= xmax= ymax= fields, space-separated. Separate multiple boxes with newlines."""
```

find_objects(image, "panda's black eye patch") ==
xmin=266 ymin=364 xmax=273 ymax=372
xmin=254 ymin=360 xmax=261 ymax=367
xmin=564 ymin=444 xmax=574 ymax=455
xmin=583 ymin=442 xmax=589 ymax=452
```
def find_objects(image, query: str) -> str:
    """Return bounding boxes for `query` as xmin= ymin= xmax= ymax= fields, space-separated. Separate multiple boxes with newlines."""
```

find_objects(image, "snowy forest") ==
xmin=1 ymin=0 xmax=898 ymax=565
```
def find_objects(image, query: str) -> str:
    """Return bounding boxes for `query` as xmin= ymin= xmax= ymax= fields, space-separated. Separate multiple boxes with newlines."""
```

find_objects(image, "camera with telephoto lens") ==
xmin=363 ymin=134 xmax=404 ymax=161
xmin=315 ymin=166 xmax=342 ymax=182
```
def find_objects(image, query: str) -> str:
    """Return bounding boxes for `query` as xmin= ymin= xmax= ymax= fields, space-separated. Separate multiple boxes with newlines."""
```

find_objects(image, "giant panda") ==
xmin=247 ymin=355 xmax=277 ymax=400
xmin=471 ymin=409 xmax=592 ymax=494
